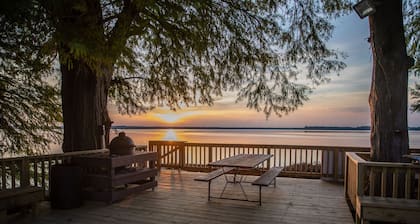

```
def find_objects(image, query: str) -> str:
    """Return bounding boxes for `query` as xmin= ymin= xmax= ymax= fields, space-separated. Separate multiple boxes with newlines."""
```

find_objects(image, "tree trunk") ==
xmin=54 ymin=0 xmax=113 ymax=152
xmin=369 ymin=0 xmax=409 ymax=162
xmin=60 ymin=60 xmax=112 ymax=152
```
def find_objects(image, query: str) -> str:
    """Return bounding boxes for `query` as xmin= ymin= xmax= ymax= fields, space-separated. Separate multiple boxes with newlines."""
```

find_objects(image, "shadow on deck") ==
xmin=12 ymin=170 xmax=353 ymax=224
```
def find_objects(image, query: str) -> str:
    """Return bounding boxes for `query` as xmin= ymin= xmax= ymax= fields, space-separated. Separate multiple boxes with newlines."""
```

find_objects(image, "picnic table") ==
xmin=195 ymin=154 xmax=282 ymax=205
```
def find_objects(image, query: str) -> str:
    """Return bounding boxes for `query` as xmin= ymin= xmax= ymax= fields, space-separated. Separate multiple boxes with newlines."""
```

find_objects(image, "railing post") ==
xmin=333 ymin=150 xmax=339 ymax=181
xmin=179 ymin=142 xmax=185 ymax=169
xmin=1 ymin=161 xmax=6 ymax=190
xmin=20 ymin=158 xmax=30 ymax=188
xmin=157 ymin=143 xmax=162 ymax=171
xmin=344 ymin=153 xmax=348 ymax=198
xmin=267 ymin=148 xmax=271 ymax=169
xmin=357 ymin=163 xmax=365 ymax=197
xmin=208 ymin=146 xmax=213 ymax=164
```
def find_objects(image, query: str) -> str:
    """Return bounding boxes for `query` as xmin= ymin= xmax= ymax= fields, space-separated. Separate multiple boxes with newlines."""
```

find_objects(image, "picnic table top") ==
xmin=208 ymin=154 xmax=272 ymax=169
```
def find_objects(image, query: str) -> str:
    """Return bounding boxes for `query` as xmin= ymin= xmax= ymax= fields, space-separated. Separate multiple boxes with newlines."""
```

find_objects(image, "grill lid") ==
xmin=109 ymin=132 xmax=135 ymax=155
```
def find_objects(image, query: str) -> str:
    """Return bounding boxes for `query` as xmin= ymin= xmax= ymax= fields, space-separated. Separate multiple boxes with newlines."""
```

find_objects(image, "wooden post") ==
xmin=20 ymin=158 xmax=30 ymax=188
xmin=381 ymin=168 xmax=387 ymax=197
xmin=392 ymin=169 xmax=399 ymax=198
xmin=1 ymin=161 xmax=6 ymax=190
xmin=369 ymin=168 xmax=375 ymax=196
xmin=333 ymin=150 xmax=339 ymax=181
xmin=157 ymin=144 xmax=162 ymax=171
xmin=405 ymin=169 xmax=411 ymax=199
xmin=179 ymin=142 xmax=185 ymax=169
xmin=208 ymin=146 xmax=213 ymax=163
xmin=357 ymin=163 xmax=366 ymax=197
xmin=344 ymin=152 xmax=350 ymax=199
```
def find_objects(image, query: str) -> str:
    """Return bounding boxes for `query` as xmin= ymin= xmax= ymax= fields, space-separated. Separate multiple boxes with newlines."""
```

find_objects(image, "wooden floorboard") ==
xmin=11 ymin=169 xmax=354 ymax=224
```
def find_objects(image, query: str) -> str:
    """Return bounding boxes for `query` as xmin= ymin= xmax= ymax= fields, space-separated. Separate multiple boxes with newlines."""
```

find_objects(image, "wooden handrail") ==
xmin=345 ymin=151 xmax=420 ymax=215
xmin=0 ymin=149 xmax=109 ymax=161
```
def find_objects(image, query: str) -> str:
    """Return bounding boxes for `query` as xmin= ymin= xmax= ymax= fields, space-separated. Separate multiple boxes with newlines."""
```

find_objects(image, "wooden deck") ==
xmin=12 ymin=169 xmax=353 ymax=224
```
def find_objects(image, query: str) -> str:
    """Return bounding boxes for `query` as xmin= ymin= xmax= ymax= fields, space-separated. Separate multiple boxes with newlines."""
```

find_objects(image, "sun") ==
xmin=154 ymin=111 xmax=201 ymax=124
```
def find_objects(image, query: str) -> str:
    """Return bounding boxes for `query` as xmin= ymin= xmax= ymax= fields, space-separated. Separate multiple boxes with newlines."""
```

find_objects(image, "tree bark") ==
xmin=369 ymin=0 xmax=409 ymax=162
xmin=60 ymin=59 xmax=112 ymax=152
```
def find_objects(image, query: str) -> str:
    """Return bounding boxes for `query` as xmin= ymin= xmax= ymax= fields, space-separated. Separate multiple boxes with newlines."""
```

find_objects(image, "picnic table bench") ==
xmin=194 ymin=167 xmax=235 ymax=200
xmin=252 ymin=167 xmax=283 ymax=205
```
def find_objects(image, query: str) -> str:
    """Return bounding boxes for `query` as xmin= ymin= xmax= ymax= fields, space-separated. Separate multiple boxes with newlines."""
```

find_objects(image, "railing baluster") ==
xmin=294 ymin=148 xmax=298 ymax=171
xmin=1 ymin=161 xmax=6 ymax=190
xmin=21 ymin=159 xmax=30 ymax=188
xmin=418 ymin=171 xmax=420 ymax=200
xmin=369 ymin=168 xmax=375 ymax=196
xmin=381 ymin=167 xmax=387 ymax=197
xmin=405 ymin=169 xmax=411 ymax=199
xmin=392 ymin=169 xmax=398 ymax=198
xmin=299 ymin=148 xmax=303 ymax=172
xmin=34 ymin=160 xmax=38 ymax=187
xmin=284 ymin=148 xmax=287 ymax=170
xmin=11 ymin=162 xmax=16 ymax=189
xmin=309 ymin=149 xmax=315 ymax=173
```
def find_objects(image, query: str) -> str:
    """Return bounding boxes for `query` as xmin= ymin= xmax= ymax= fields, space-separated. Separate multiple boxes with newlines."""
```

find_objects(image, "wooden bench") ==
xmin=356 ymin=196 xmax=420 ymax=224
xmin=0 ymin=187 xmax=44 ymax=221
xmin=252 ymin=167 xmax=283 ymax=205
xmin=194 ymin=167 xmax=235 ymax=201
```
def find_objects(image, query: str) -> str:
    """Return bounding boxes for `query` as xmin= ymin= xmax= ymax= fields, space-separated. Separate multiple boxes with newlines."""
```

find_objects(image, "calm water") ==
xmin=110 ymin=129 xmax=420 ymax=148
xmin=17 ymin=129 xmax=420 ymax=155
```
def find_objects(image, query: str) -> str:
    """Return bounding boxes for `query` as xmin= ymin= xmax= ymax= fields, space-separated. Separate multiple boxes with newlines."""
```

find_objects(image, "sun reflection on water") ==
xmin=162 ymin=129 xmax=178 ymax=141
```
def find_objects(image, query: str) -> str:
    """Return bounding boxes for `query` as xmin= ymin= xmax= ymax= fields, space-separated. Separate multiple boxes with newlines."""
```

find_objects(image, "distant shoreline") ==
xmin=111 ymin=126 xmax=420 ymax=131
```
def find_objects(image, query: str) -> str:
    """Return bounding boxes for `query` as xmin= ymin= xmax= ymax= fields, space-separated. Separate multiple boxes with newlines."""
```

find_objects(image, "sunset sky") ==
xmin=110 ymin=13 xmax=420 ymax=128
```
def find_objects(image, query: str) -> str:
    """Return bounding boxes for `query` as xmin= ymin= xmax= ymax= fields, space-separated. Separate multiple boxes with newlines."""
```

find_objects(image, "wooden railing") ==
xmin=345 ymin=152 xmax=420 ymax=223
xmin=0 ymin=149 xmax=108 ymax=195
xmin=346 ymin=152 xmax=420 ymax=206
xmin=148 ymin=141 xmax=373 ymax=181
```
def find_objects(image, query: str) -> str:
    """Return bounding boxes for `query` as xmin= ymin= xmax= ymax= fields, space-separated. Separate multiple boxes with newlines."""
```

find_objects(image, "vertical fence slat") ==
xmin=418 ymin=171 xmax=420 ymax=200
xmin=1 ymin=162 xmax=6 ymax=189
xmin=21 ymin=159 xmax=30 ymax=188
xmin=381 ymin=168 xmax=387 ymax=197
xmin=405 ymin=169 xmax=411 ymax=199
xmin=369 ymin=168 xmax=375 ymax=196
xmin=392 ymin=169 xmax=398 ymax=198
xmin=11 ymin=162 xmax=16 ymax=189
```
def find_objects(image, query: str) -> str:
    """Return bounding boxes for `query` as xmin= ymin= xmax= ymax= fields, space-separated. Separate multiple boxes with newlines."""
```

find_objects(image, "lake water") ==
xmin=109 ymin=129 xmax=420 ymax=148
xmin=12 ymin=128 xmax=420 ymax=156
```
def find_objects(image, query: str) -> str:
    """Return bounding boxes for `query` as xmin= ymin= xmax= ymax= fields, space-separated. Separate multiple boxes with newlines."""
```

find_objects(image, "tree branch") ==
xmin=107 ymin=0 xmax=151 ymax=59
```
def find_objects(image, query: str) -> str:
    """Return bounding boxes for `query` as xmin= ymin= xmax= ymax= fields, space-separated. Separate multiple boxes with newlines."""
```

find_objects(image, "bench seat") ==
xmin=356 ymin=196 xmax=420 ymax=224
xmin=194 ymin=167 xmax=234 ymax=182
xmin=252 ymin=167 xmax=283 ymax=205
xmin=194 ymin=167 xmax=235 ymax=201
xmin=252 ymin=167 xmax=283 ymax=186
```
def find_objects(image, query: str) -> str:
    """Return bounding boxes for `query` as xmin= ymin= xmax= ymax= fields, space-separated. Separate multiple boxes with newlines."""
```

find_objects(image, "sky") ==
xmin=110 ymin=13 xmax=420 ymax=128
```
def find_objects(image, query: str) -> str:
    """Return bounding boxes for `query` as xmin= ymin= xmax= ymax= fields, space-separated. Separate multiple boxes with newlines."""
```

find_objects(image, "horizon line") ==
xmin=110 ymin=125 xmax=420 ymax=130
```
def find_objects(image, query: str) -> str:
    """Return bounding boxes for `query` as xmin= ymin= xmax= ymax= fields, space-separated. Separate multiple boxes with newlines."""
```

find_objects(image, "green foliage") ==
xmin=108 ymin=0 xmax=352 ymax=117
xmin=404 ymin=0 xmax=419 ymax=76
xmin=410 ymin=83 xmax=420 ymax=112
xmin=0 ymin=1 xmax=62 ymax=155
xmin=404 ymin=0 xmax=420 ymax=111
xmin=0 ymin=0 xmax=355 ymax=153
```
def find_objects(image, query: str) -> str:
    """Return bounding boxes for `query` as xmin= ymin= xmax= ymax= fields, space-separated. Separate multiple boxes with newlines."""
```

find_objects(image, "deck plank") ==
xmin=13 ymin=170 xmax=353 ymax=224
